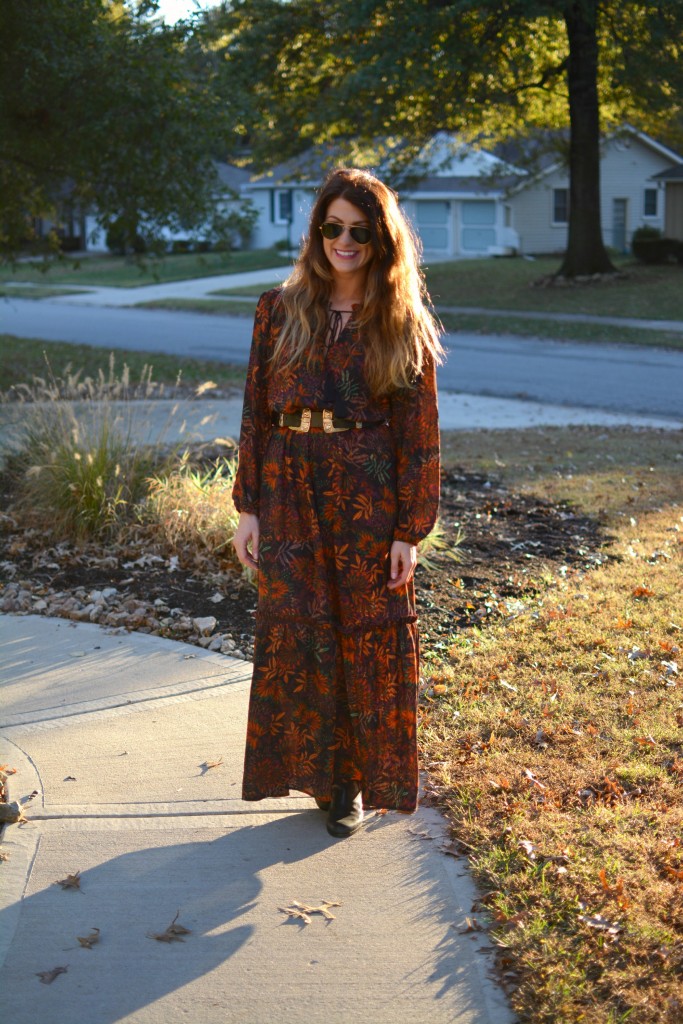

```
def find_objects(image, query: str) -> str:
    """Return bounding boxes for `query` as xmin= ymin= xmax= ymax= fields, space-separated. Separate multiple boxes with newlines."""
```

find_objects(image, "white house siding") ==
xmin=508 ymin=133 xmax=678 ymax=255
xmin=249 ymin=187 xmax=313 ymax=250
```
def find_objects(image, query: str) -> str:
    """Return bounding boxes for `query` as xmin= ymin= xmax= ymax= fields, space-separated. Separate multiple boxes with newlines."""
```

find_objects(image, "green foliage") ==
xmin=145 ymin=452 xmax=241 ymax=564
xmin=11 ymin=405 xmax=159 ymax=539
xmin=0 ymin=0 xmax=238 ymax=258
xmin=210 ymin=1 xmax=683 ymax=174
xmin=5 ymin=355 xmax=172 ymax=538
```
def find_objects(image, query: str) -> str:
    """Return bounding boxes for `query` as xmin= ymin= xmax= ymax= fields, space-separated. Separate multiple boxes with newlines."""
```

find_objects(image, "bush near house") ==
xmin=631 ymin=227 xmax=683 ymax=265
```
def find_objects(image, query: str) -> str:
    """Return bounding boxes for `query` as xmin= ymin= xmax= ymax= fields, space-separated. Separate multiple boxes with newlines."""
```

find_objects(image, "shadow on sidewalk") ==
xmin=0 ymin=809 xmax=499 ymax=1022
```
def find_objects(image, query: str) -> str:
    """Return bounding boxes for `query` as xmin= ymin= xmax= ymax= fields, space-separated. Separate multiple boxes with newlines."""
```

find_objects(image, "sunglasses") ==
xmin=320 ymin=222 xmax=372 ymax=245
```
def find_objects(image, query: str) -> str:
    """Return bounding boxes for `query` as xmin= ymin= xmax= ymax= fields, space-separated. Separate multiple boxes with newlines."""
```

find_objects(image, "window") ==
xmin=643 ymin=188 xmax=658 ymax=218
xmin=272 ymin=189 xmax=293 ymax=225
xmin=553 ymin=188 xmax=569 ymax=224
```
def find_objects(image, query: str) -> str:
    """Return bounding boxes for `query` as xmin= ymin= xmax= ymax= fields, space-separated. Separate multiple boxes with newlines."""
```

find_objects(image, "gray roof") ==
xmin=651 ymin=164 xmax=683 ymax=181
xmin=214 ymin=161 xmax=252 ymax=190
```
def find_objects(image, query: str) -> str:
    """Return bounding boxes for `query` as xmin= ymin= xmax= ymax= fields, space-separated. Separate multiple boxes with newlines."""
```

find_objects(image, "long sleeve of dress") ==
xmin=389 ymin=357 xmax=440 ymax=545
xmin=232 ymin=291 xmax=274 ymax=516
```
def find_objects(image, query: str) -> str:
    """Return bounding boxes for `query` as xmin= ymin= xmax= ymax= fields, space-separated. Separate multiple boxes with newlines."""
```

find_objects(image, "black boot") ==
xmin=326 ymin=781 xmax=363 ymax=838
xmin=314 ymin=797 xmax=331 ymax=811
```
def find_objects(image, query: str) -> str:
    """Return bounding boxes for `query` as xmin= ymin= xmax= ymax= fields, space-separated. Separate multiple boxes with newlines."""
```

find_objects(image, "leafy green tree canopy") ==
xmin=0 ymin=0 xmax=240 ymax=257
xmin=211 ymin=0 xmax=683 ymax=276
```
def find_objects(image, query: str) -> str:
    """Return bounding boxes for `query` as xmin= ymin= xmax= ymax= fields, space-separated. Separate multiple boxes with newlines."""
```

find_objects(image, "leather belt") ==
xmin=273 ymin=409 xmax=364 ymax=433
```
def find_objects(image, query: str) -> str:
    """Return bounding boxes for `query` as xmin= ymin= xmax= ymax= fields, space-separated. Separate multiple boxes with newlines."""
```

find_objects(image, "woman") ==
xmin=232 ymin=167 xmax=443 ymax=838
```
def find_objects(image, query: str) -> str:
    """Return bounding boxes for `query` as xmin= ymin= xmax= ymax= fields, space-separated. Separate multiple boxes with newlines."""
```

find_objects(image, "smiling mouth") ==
xmin=334 ymin=249 xmax=358 ymax=259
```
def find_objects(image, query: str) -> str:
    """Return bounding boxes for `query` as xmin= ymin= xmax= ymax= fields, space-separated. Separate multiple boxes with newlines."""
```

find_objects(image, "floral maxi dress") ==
xmin=232 ymin=289 xmax=440 ymax=811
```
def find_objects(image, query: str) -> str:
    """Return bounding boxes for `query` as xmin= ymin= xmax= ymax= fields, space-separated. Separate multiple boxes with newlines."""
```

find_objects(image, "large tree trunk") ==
xmin=559 ymin=1 xmax=616 ymax=276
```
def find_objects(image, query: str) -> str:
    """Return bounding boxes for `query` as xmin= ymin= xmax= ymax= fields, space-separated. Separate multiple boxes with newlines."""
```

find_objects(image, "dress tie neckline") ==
xmin=327 ymin=307 xmax=353 ymax=346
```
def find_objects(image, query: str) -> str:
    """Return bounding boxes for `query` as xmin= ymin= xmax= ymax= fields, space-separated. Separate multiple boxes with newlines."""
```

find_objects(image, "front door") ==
xmin=613 ymin=198 xmax=628 ymax=253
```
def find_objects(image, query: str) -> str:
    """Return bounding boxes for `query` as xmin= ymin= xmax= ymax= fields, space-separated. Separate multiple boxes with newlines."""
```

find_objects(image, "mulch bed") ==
xmin=0 ymin=467 xmax=610 ymax=663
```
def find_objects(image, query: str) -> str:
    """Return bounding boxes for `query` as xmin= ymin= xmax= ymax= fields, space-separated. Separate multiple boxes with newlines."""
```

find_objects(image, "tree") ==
xmin=211 ymin=0 xmax=683 ymax=276
xmin=0 ymin=0 xmax=240 ymax=258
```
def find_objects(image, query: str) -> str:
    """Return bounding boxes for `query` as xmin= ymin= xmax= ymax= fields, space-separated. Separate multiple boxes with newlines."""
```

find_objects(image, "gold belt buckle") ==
xmin=322 ymin=409 xmax=348 ymax=433
xmin=291 ymin=408 xmax=311 ymax=432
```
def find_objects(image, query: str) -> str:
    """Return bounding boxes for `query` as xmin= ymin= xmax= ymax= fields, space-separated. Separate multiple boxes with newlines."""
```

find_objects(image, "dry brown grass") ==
xmin=423 ymin=426 xmax=683 ymax=1023
xmin=144 ymin=452 xmax=241 ymax=568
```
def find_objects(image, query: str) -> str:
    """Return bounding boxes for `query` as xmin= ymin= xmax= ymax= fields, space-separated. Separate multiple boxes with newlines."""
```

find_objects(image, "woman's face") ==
xmin=320 ymin=197 xmax=374 ymax=282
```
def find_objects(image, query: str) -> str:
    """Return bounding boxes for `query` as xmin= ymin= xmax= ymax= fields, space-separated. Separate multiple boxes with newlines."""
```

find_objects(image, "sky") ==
xmin=153 ymin=0 xmax=218 ymax=23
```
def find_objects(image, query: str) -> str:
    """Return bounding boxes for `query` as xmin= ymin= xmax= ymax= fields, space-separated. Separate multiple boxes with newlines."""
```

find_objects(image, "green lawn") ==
xmin=425 ymin=257 xmax=683 ymax=321
xmin=133 ymin=298 xmax=257 ymax=317
xmin=213 ymin=257 xmax=683 ymax=323
xmin=0 ymin=249 xmax=292 ymax=288
xmin=0 ymin=284 xmax=88 ymax=299
xmin=0 ymin=336 xmax=247 ymax=393
xmin=440 ymin=313 xmax=683 ymax=350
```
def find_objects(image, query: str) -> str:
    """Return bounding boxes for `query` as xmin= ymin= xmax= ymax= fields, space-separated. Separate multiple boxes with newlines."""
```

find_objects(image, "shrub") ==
xmin=632 ymin=227 xmax=683 ymax=264
xmin=12 ymin=404 xmax=159 ymax=539
xmin=144 ymin=452 xmax=241 ymax=567
xmin=4 ymin=356 xmax=176 ymax=539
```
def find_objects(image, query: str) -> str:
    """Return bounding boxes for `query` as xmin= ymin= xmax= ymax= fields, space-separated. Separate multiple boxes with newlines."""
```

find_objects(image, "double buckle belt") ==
xmin=274 ymin=409 xmax=363 ymax=433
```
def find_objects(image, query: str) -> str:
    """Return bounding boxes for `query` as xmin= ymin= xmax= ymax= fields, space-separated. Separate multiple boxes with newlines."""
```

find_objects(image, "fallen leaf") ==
xmin=578 ymin=913 xmax=622 ymax=935
xmin=0 ymin=850 xmax=10 ymax=862
xmin=148 ymin=910 xmax=191 ymax=943
xmin=76 ymin=928 xmax=100 ymax=949
xmin=279 ymin=899 xmax=341 ymax=924
xmin=459 ymin=916 xmax=483 ymax=933
xmin=200 ymin=758 xmax=223 ymax=771
xmin=518 ymin=839 xmax=538 ymax=860
xmin=37 ymin=966 xmax=68 ymax=984
xmin=55 ymin=871 xmax=82 ymax=891
xmin=632 ymin=586 xmax=655 ymax=598
xmin=63 ymin=776 xmax=77 ymax=782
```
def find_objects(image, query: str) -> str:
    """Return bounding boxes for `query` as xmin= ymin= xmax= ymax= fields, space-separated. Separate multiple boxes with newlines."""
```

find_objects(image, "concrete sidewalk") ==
xmin=0 ymin=614 xmax=515 ymax=1024
xmin=39 ymin=267 xmax=291 ymax=308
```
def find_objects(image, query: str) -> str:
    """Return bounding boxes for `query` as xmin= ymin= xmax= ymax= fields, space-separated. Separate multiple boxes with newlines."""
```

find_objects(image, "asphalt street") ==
xmin=3 ymin=296 xmax=682 ymax=419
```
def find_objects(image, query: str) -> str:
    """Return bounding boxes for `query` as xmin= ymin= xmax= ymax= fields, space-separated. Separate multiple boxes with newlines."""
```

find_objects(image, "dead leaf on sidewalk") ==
xmin=199 ymin=758 xmax=223 ymax=774
xmin=55 ymin=871 xmax=82 ymax=891
xmin=279 ymin=900 xmax=341 ymax=924
xmin=148 ymin=910 xmax=191 ymax=942
xmin=76 ymin=928 xmax=100 ymax=949
xmin=36 ymin=965 xmax=68 ymax=984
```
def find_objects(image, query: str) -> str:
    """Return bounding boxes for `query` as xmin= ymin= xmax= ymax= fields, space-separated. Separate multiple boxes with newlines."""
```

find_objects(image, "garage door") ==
xmin=415 ymin=201 xmax=451 ymax=253
xmin=461 ymin=201 xmax=496 ymax=253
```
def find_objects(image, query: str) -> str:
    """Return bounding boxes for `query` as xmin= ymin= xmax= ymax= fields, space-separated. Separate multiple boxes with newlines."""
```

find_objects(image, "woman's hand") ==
xmin=233 ymin=512 xmax=260 ymax=571
xmin=387 ymin=540 xmax=417 ymax=590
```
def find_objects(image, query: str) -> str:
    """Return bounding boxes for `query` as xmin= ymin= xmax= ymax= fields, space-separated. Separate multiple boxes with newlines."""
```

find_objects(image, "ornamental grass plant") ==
xmin=2 ymin=355 xmax=179 ymax=540
xmin=144 ymin=451 xmax=241 ymax=568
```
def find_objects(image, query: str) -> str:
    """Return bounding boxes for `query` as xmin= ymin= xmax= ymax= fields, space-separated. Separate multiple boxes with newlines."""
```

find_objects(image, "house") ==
xmin=245 ymin=127 xmax=683 ymax=260
xmin=32 ymin=162 xmax=253 ymax=253
xmin=244 ymin=135 xmax=524 ymax=259
xmin=651 ymin=164 xmax=683 ymax=242
xmin=507 ymin=127 xmax=683 ymax=255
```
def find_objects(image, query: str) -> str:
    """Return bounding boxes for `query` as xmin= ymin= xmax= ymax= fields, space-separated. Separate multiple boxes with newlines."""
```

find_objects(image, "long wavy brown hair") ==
xmin=271 ymin=167 xmax=445 ymax=395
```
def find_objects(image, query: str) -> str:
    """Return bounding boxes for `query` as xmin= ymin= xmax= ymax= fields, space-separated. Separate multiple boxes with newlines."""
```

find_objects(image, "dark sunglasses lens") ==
xmin=320 ymin=223 xmax=372 ymax=245
xmin=350 ymin=226 xmax=372 ymax=244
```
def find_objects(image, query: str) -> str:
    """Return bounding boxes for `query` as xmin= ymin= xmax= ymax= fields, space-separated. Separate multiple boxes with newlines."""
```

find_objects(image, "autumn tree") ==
xmin=0 ymin=0 xmax=239 ymax=257
xmin=211 ymin=0 xmax=683 ymax=277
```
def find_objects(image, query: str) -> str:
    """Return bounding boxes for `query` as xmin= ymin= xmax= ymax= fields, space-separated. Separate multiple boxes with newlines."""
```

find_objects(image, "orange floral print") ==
xmin=233 ymin=289 xmax=440 ymax=811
